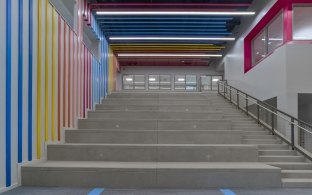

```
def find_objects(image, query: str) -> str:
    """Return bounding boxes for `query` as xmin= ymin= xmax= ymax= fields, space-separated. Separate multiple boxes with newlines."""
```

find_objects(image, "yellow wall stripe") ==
xmin=44 ymin=0 xmax=49 ymax=142
xmin=37 ymin=0 xmax=42 ymax=159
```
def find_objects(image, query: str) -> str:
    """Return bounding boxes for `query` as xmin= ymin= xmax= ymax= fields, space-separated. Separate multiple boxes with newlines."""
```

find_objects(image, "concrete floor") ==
xmin=2 ymin=187 xmax=312 ymax=195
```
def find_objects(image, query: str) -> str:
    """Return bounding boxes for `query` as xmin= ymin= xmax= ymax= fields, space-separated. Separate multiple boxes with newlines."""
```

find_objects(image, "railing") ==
xmin=218 ymin=81 xmax=312 ymax=161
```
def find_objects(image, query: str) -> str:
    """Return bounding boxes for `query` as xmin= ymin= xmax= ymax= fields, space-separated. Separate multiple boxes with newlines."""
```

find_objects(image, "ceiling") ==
xmin=88 ymin=0 xmax=254 ymax=66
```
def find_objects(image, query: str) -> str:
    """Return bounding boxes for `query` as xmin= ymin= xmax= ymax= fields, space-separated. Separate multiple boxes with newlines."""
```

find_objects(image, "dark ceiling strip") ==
xmin=89 ymin=3 xmax=252 ymax=7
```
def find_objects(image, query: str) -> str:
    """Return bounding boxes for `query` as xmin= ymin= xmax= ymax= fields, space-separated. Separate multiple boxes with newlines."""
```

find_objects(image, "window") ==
xmin=293 ymin=6 xmax=312 ymax=40
xmin=268 ymin=13 xmax=283 ymax=53
xmin=159 ymin=75 xmax=171 ymax=90
xmin=186 ymin=75 xmax=197 ymax=91
xmin=252 ymin=12 xmax=283 ymax=66
xmin=122 ymin=75 xmax=146 ymax=90
xmin=148 ymin=75 xmax=171 ymax=90
xmin=252 ymin=30 xmax=266 ymax=64
xmin=174 ymin=75 xmax=186 ymax=90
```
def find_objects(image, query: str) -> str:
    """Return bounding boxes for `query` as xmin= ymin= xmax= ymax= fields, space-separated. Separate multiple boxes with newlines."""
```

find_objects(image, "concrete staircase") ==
xmin=21 ymin=92 xmax=312 ymax=188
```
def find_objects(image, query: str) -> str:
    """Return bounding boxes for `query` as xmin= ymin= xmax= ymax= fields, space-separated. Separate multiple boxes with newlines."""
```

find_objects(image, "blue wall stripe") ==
xmin=5 ymin=0 xmax=12 ymax=187
xmin=28 ymin=0 xmax=33 ymax=161
xmin=18 ymin=0 xmax=24 ymax=164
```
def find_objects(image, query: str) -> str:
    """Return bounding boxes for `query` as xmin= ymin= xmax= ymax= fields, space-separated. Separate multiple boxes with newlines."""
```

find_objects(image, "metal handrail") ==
xmin=218 ymin=81 xmax=312 ymax=161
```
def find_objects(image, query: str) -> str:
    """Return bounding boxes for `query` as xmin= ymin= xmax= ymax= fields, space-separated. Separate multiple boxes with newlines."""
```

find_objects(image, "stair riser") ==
xmin=102 ymin=100 xmax=215 ymax=106
xmin=282 ymin=172 xmax=312 ymax=179
xmin=78 ymin=119 xmax=232 ymax=130
xmin=269 ymin=164 xmax=312 ymax=170
xmin=258 ymin=145 xmax=289 ymax=150
xmin=95 ymin=105 xmax=219 ymax=112
xmin=243 ymin=140 xmax=282 ymax=144
xmin=47 ymin=145 xmax=258 ymax=162
xmin=88 ymin=112 xmax=224 ymax=120
xmin=259 ymin=157 xmax=305 ymax=162
xmin=22 ymin=167 xmax=281 ymax=188
xmin=259 ymin=151 xmax=297 ymax=156
xmin=283 ymin=181 xmax=312 ymax=188
xmin=65 ymin=130 xmax=243 ymax=144
xmin=244 ymin=135 xmax=276 ymax=139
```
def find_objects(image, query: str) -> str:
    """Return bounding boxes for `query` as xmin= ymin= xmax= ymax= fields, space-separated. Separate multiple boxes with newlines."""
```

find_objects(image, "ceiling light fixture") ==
xmin=117 ymin=53 xmax=222 ymax=57
xmin=125 ymin=78 xmax=133 ymax=81
xmin=149 ymin=78 xmax=156 ymax=81
xmin=178 ymin=78 xmax=185 ymax=82
xmin=96 ymin=11 xmax=255 ymax=16
xmin=110 ymin=37 xmax=235 ymax=41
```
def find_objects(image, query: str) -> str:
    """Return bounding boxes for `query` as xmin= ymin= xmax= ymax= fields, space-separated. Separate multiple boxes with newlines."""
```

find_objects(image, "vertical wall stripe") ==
xmin=36 ymin=0 xmax=42 ymax=159
xmin=57 ymin=16 xmax=61 ymax=141
xmin=18 ymin=0 xmax=23 ymax=163
xmin=5 ymin=0 xmax=12 ymax=187
xmin=68 ymin=30 xmax=71 ymax=127
xmin=28 ymin=0 xmax=33 ymax=161
xmin=44 ymin=0 xmax=49 ymax=142
xmin=63 ymin=23 xmax=66 ymax=127
xmin=51 ymin=8 xmax=56 ymax=141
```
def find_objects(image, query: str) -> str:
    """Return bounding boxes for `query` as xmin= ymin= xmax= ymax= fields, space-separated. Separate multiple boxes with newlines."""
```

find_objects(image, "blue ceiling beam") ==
xmin=104 ymin=32 xmax=232 ymax=35
xmin=96 ymin=17 xmax=233 ymax=20
xmin=103 ymin=29 xmax=229 ymax=32
xmin=100 ymin=25 xmax=227 ymax=28
xmin=99 ymin=21 xmax=227 ymax=24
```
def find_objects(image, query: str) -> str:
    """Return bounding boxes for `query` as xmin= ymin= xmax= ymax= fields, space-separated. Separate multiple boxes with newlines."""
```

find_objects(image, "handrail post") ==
xmin=229 ymin=86 xmax=232 ymax=103
xmin=217 ymin=82 xmax=220 ymax=94
xmin=246 ymin=94 xmax=248 ymax=115
xmin=291 ymin=117 xmax=295 ymax=150
xmin=237 ymin=90 xmax=239 ymax=109
xmin=271 ymin=108 xmax=275 ymax=135
xmin=257 ymin=100 xmax=260 ymax=124
xmin=223 ymin=83 xmax=226 ymax=99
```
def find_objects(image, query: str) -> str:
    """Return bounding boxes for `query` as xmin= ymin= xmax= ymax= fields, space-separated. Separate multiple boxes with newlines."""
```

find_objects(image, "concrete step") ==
xmin=88 ymin=110 xmax=224 ymax=120
xmin=244 ymin=135 xmax=276 ymax=139
xmin=282 ymin=178 xmax=312 ymax=187
xmin=243 ymin=139 xmax=282 ymax=144
xmin=267 ymin=162 xmax=312 ymax=170
xmin=259 ymin=155 xmax=305 ymax=162
xmin=95 ymin=105 xmax=219 ymax=112
xmin=282 ymin=170 xmax=312 ymax=178
xmin=102 ymin=99 xmax=213 ymax=106
xmin=47 ymin=144 xmax=258 ymax=162
xmin=244 ymin=131 xmax=271 ymax=135
xmin=65 ymin=130 xmax=243 ymax=144
xmin=78 ymin=119 xmax=232 ymax=130
xmin=259 ymin=150 xmax=297 ymax=156
xmin=21 ymin=161 xmax=282 ymax=188
xmin=258 ymin=144 xmax=289 ymax=150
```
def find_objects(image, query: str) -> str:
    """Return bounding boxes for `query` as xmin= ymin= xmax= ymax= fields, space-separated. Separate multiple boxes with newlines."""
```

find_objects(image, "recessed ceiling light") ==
xmin=117 ymin=53 xmax=222 ymax=57
xmin=109 ymin=37 xmax=235 ymax=41
xmin=125 ymin=78 xmax=133 ymax=81
xmin=212 ymin=78 xmax=220 ymax=82
xmin=178 ymin=78 xmax=185 ymax=82
xmin=96 ymin=11 xmax=255 ymax=16
xmin=149 ymin=78 xmax=156 ymax=81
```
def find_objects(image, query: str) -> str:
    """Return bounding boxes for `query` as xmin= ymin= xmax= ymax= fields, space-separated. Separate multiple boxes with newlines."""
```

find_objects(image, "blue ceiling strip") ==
xmin=6 ymin=0 xmax=12 ymax=187
xmin=99 ymin=21 xmax=227 ymax=24
xmin=96 ymin=17 xmax=233 ymax=20
xmin=18 ymin=0 xmax=23 ymax=164
xmin=101 ymin=25 xmax=227 ymax=28
xmin=28 ymin=0 xmax=33 ymax=161
xmin=104 ymin=29 xmax=228 ymax=32
xmin=104 ymin=32 xmax=232 ymax=35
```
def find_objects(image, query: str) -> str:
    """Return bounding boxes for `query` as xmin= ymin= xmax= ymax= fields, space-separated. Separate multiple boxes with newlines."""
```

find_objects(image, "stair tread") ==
xmin=49 ymin=143 xmax=254 ymax=147
xmin=282 ymin=178 xmax=312 ymax=182
xmin=282 ymin=170 xmax=312 ymax=173
xmin=22 ymin=161 xmax=279 ymax=170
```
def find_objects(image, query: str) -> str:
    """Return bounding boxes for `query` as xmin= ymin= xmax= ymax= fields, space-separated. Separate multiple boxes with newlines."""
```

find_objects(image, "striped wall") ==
xmin=0 ymin=0 xmax=110 ymax=192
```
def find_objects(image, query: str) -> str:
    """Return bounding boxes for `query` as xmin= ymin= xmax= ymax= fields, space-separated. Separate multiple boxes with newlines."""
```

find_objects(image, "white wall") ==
xmin=117 ymin=66 xmax=223 ymax=91
xmin=221 ymin=0 xmax=312 ymax=117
